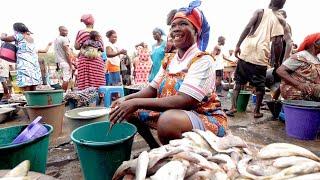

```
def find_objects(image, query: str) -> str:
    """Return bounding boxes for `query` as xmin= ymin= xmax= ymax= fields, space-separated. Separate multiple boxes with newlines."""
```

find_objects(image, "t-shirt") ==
xmin=215 ymin=45 xmax=227 ymax=70
xmin=106 ymin=41 xmax=120 ymax=66
xmin=150 ymin=44 xmax=216 ymax=102
xmin=54 ymin=36 xmax=70 ymax=63
xmin=240 ymin=9 xmax=284 ymax=66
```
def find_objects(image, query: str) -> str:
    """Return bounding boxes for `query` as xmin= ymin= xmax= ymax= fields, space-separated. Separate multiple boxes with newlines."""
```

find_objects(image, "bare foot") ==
xmin=254 ymin=112 xmax=263 ymax=118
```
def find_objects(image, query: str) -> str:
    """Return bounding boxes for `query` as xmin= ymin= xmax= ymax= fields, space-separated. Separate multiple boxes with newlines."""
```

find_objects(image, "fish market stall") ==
xmin=113 ymin=130 xmax=320 ymax=180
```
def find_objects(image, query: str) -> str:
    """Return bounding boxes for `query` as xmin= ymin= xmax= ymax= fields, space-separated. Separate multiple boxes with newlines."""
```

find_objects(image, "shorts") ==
xmin=234 ymin=59 xmax=267 ymax=88
xmin=59 ymin=62 xmax=72 ymax=82
xmin=106 ymin=71 xmax=122 ymax=85
xmin=182 ymin=110 xmax=205 ymax=131
xmin=216 ymin=69 xmax=223 ymax=77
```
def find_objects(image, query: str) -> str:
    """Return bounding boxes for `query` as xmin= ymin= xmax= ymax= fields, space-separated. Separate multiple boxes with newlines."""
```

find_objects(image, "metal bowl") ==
xmin=0 ymin=107 xmax=15 ymax=123
xmin=0 ymin=103 xmax=21 ymax=114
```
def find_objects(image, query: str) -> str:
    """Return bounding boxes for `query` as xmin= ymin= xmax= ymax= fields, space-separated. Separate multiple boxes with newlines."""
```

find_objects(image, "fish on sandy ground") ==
xmin=237 ymin=156 xmax=260 ymax=180
xmin=273 ymin=156 xmax=320 ymax=168
xmin=266 ymin=161 xmax=320 ymax=180
xmin=246 ymin=159 xmax=281 ymax=177
xmin=185 ymin=169 xmax=228 ymax=180
xmin=208 ymin=154 xmax=237 ymax=177
xmin=257 ymin=143 xmax=320 ymax=162
xmin=147 ymin=159 xmax=171 ymax=176
xmin=216 ymin=133 xmax=248 ymax=150
xmin=0 ymin=177 xmax=31 ymax=180
xmin=112 ymin=159 xmax=137 ymax=180
xmin=136 ymin=151 xmax=149 ymax=180
xmin=150 ymin=160 xmax=188 ymax=180
xmin=148 ymin=148 xmax=184 ymax=169
xmin=184 ymin=163 xmax=201 ymax=178
xmin=4 ymin=160 xmax=30 ymax=177
xmin=289 ymin=172 xmax=320 ymax=180
xmin=182 ymin=131 xmax=213 ymax=152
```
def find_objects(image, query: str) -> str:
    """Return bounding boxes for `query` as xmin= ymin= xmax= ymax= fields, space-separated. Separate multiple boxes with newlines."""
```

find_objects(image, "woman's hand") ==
xmin=298 ymin=83 xmax=313 ymax=95
xmin=109 ymin=99 xmax=138 ymax=124
xmin=110 ymin=97 xmax=126 ymax=108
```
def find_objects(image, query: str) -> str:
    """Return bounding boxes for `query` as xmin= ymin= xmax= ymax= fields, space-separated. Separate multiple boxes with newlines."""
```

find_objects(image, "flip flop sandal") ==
xmin=225 ymin=110 xmax=236 ymax=117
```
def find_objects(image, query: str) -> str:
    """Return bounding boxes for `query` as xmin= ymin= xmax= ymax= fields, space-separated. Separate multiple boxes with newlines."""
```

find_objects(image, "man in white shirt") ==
xmin=54 ymin=26 xmax=72 ymax=91
xmin=212 ymin=36 xmax=227 ymax=96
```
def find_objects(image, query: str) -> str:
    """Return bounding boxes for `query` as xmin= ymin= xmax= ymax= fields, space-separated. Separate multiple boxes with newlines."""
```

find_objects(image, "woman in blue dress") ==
xmin=1 ymin=23 xmax=50 ymax=91
xmin=148 ymin=28 xmax=166 ymax=82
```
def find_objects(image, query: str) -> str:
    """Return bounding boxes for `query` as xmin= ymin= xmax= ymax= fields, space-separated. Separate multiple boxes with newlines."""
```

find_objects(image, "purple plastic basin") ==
xmin=283 ymin=104 xmax=320 ymax=140
xmin=12 ymin=116 xmax=48 ymax=144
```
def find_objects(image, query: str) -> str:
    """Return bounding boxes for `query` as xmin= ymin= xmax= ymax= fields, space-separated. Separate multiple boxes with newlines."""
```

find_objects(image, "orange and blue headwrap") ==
xmin=172 ymin=0 xmax=210 ymax=51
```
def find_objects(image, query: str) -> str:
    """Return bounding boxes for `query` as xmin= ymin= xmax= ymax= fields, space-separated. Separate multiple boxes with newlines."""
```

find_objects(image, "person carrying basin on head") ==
xmin=109 ymin=0 xmax=228 ymax=149
xmin=277 ymin=33 xmax=320 ymax=101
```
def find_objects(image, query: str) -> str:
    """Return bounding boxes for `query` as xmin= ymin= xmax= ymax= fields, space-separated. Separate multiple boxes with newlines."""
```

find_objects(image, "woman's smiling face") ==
xmin=170 ymin=18 xmax=197 ymax=51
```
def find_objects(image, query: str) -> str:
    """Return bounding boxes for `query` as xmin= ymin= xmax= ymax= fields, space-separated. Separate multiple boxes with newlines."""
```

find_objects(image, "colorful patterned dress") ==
xmin=137 ymin=44 xmax=228 ymax=136
xmin=75 ymin=29 xmax=105 ymax=90
xmin=14 ymin=33 xmax=42 ymax=87
xmin=134 ymin=49 xmax=152 ymax=84
xmin=280 ymin=51 xmax=320 ymax=101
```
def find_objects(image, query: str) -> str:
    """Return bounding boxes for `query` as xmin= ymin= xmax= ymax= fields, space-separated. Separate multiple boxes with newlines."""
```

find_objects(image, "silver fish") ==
xmin=4 ymin=160 xmax=30 ymax=177
xmin=150 ymin=160 xmax=188 ymax=180
xmin=237 ymin=156 xmax=260 ymax=180
xmin=273 ymin=156 xmax=320 ymax=169
xmin=216 ymin=133 xmax=248 ymax=150
xmin=183 ymin=131 xmax=213 ymax=152
xmin=289 ymin=173 xmax=320 ymax=180
xmin=267 ymin=161 xmax=320 ymax=180
xmin=136 ymin=151 xmax=149 ymax=180
xmin=112 ymin=159 xmax=137 ymax=180
xmin=208 ymin=154 xmax=237 ymax=178
xmin=147 ymin=159 xmax=171 ymax=176
xmin=148 ymin=148 xmax=183 ymax=169
xmin=257 ymin=143 xmax=320 ymax=162
xmin=246 ymin=159 xmax=281 ymax=177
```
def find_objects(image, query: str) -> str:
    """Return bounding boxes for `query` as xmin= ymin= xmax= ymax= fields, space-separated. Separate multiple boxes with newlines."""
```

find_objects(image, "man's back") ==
xmin=54 ymin=36 xmax=69 ymax=63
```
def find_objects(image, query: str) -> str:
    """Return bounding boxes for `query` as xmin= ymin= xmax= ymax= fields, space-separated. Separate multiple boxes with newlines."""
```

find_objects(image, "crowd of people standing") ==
xmin=0 ymin=0 xmax=319 ymax=148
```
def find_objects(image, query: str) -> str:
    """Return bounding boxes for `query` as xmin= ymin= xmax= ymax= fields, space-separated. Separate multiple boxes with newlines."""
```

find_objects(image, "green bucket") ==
xmin=0 ymin=124 xmax=53 ymax=173
xmin=228 ymin=90 xmax=251 ymax=112
xmin=71 ymin=121 xmax=137 ymax=180
xmin=24 ymin=90 xmax=64 ymax=106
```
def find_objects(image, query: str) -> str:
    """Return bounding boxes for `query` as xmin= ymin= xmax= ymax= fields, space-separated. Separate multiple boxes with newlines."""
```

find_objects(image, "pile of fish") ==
xmin=112 ymin=130 xmax=320 ymax=180
xmin=1 ymin=160 xmax=31 ymax=180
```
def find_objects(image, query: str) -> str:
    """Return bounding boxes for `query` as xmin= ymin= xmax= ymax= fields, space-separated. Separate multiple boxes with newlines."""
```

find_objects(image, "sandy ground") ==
xmin=0 ymin=91 xmax=319 ymax=179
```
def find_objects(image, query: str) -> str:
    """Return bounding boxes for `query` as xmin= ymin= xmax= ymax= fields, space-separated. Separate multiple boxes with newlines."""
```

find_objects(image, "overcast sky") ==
xmin=1 ymin=0 xmax=319 ymax=53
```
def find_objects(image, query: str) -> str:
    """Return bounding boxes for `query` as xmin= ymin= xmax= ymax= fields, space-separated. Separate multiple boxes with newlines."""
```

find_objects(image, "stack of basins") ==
xmin=24 ymin=90 xmax=64 ymax=138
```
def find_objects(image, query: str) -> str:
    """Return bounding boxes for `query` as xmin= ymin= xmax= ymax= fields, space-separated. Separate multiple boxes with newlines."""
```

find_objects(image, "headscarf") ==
xmin=172 ymin=0 xmax=210 ymax=51
xmin=297 ymin=33 xmax=320 ymax=52
xmin=81 ymin=14 xmax=95 ymax=26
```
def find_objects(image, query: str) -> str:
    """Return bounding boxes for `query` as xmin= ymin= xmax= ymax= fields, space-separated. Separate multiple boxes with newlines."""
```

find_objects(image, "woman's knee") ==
xmin=157 ymin=110 xmax=192 ymax=144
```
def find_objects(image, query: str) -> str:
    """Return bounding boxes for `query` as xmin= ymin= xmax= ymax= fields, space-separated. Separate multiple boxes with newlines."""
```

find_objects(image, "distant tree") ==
xmin=38 ymin=52 xmax=55 ymax=65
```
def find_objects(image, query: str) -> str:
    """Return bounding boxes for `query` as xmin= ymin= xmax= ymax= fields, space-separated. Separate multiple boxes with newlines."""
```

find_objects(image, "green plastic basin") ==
xmin=0 ymin=124 xmax=53 ymax=173
xmin=71 ymin=121 xmax=137 ymax=180
xmin=24 ymin=90 xmax=63 ymax=106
